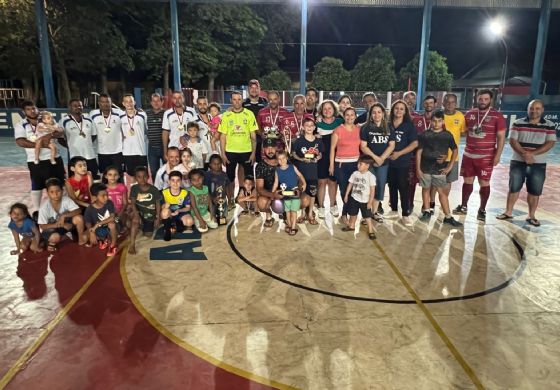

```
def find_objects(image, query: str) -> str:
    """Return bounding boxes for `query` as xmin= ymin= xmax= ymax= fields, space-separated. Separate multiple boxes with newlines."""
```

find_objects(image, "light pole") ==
xmin=487 ymin=18 xmax=508 ymax=109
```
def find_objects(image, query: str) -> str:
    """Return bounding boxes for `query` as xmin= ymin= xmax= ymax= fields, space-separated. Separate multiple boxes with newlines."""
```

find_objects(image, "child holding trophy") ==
xmin=272 ymin=151 xmax=306 ymax=236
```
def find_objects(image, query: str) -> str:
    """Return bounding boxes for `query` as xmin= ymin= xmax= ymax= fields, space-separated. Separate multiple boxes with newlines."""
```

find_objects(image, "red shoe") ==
xmin=98 ymin=239 xmax=109 ymax=250
xmin=107 ymin=245 xmax=118 ymax=257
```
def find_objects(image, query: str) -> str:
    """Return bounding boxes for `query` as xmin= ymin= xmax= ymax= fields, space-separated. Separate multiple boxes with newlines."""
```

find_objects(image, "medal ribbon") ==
xmin=127 ymin=112 xmax=136 ymax=135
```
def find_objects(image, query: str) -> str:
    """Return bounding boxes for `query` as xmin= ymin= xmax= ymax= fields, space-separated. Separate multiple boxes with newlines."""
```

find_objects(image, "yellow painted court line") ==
xmin=120 ymin=247 xmax=298 ymax=390
xmin=373 ymin=240 xmax=485 ymax=390
xmin=0 ymin=248 xmax=119 ymax=389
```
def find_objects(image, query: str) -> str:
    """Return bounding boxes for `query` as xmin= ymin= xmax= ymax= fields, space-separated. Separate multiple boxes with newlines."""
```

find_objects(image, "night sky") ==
xmin=282 ymin=6 xmax=560 ymax=81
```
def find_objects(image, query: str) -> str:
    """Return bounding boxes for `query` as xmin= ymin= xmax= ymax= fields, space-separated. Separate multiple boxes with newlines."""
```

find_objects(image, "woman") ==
xmin=386 ymin=100 xmax=418 ymax=226
xmin=316 ymin=100 xmax=343 ymax=218
xmin=329 ymin=107 xmax=361 ymax=223
xmin=360 ymin=102 xmax=395 ymax=223
xmin=337 ymin=95 xmax=352 ymax=121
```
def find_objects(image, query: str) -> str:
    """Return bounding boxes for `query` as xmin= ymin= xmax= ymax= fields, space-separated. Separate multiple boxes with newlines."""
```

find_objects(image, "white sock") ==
xmin=31 ymin=190 xmax=43 ymax=211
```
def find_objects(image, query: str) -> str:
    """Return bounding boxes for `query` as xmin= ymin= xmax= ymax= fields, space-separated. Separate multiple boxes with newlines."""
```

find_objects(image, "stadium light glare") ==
xmin=488 ymin=18 xmax=506 ymax=38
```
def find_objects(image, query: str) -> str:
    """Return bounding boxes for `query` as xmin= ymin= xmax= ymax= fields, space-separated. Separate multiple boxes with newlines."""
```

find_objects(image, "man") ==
xmin=153 ymin=147 xmax=181 ymax=190
xmin=281 ymin=94 xmax=315 ymax=139
xmin=14 ymin=100 xmax=65 ymax=211
xmin=256 ymin=138 xmax=281 ymax=228
xmin=59 ymin=99 xmax=99 ymax=179
xmin=242 ymin=79 xmax=268 ymax=118
xmin=305 ymin=87 xmax=319 ymax=117
xmin=442 ymin=93 xmax=467 ymax=197
xmin=257 ymin=90 xmax=289 ymax=158
xmin=496 ymin=99 xmax=556 ymax=226
xmin=194 ymin=96 xmax=214 ymax=166
xmin=403 ymin=91 xmax=417 ymax=115
xmin=162 ymin=90 xmax=197 ymax=155
xmin=453 ymin=89 xmax=506 ymax=222
xmin=145 ymin=93 xmax=165 ymax=181
xmin=219 ymin=91 xmax=258 ymax=205
xmin=120 ymin=94 xmax=149 ymax=181
xmin=355 ymin=92 xmax=377 ymax=125
xmin=89 ymin=93 xmax=124 ymax=177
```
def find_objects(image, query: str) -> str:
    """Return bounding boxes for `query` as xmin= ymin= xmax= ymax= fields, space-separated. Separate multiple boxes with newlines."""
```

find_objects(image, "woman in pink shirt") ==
xmin=329 ymin=107 xmax=361 ymax=222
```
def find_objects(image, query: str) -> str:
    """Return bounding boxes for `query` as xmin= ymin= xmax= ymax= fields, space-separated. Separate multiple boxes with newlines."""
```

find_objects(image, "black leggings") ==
xmin=388 ymin=166 xmax=410 ymax=217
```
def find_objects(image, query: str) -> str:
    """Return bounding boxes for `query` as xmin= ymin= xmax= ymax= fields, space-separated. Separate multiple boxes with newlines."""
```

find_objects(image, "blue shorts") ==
xmin=95 ymin=225 xmax=110 ymax=239
xmin=509 ymin=160 xmax=546 ymax=196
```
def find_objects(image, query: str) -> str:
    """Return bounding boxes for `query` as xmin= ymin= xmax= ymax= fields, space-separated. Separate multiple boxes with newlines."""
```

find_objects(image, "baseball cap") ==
xmin=263 ymin=138 xmax=276 ymax=147
xmin=248 ymin=79 xmax=260 ymax=88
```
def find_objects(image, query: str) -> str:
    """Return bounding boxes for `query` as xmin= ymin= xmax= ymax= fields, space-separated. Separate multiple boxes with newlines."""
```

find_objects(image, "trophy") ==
xmin=282 ymin=125 xmax=292 ymax=153
xmin=280 ymin=183 xmax=295 ymax=197
xmin=216 ymin=187 xmax=227 ymax=225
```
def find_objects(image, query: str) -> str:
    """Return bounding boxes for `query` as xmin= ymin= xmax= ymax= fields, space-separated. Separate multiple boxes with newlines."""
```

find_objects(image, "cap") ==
xmin=263 ymin=138 xmax=276 ymax=147
xmin=248 ymin=79 xmax=260 ymax=88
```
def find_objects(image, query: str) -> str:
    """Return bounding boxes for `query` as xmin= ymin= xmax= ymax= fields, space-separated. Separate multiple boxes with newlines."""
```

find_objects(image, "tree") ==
xmin=311 ymin=57 xmax=350 ymax=91
xmin=398 ymin=51 xmax=453 ymax=91
xmin=349 ymin=45 xmax=396 ymax=91
xmin=260 ymin=70 xmax=292 ymax=91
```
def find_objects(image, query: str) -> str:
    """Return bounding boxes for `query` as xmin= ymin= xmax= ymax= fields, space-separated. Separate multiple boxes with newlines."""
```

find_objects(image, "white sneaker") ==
xmin=385 ymin=210 xmax=399 ymax=219
xmin=330 ymin=206 xmax=339 ymax=217
xmin=317 ymin=207 xmax=325 ymax=219
xmin=402 ymin=216 xmax=413 ymax=226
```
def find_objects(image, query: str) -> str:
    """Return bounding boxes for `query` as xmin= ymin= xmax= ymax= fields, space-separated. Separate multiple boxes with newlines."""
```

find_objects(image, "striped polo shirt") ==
xmin=145 ymin=108 xmax=165 ymax=148
xmin=509 ymin=117 xmax=556 ymax=164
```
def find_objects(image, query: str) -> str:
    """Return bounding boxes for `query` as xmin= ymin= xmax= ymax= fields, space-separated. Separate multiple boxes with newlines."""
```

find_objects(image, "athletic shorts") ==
xmin=28 ymin=157 xmax=65 ymax=191
xmin=446 ymin=162 xmax=459 ymax=183
xmin=317 ymin=156 xmax=336 ymax=181
xmin=283 ymin=198 xmax=301 ymax=212
xmin=420 ymin=173 xmax=447 ymax=188
xmin=509 ymin=160 xmax=546 ymax=196
xmin=41 ymin=217 xmax=73 ymax=240
xmin=98 ymin=153 xmax=124 ymax=176
xmin=305 ymin=180 xmax=318 ymax=197
xmin=140 ymin=216 xmax=155 ymax=233
xmin=225 ymin=151 xmax=252 ymax=183
xmin=95 ymin=225 xmax=110 ymax=239
xmin=460 ymin=155 xmax=495 ymax=181
xmin=123 ymin=155 xmax=148 ymax=176
xmin=346 ymin=196 xmax=373 ymax=218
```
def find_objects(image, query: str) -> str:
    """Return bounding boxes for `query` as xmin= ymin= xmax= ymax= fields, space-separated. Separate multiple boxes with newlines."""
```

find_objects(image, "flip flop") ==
xmin=263 ymin=218 xmax=274 ymax=228
xmin=496 ymin=213 xmax=513 ymax=220
xmin=308 ymin=217 xmax=318 ymax=225
xmin=289 ymin=228 xmax=298 ymax=236
xmin=368 ymin=232 xmax=377 ymax=240
xmin=341 ymin=226 xmax=354 ymax=232
xmin=526 ymin=218 xmax=541 ymax=227
xmin=47 ymin=242 xmax=58 ymax=253
xmin=296 ymin=215 xmax=307 ymax=224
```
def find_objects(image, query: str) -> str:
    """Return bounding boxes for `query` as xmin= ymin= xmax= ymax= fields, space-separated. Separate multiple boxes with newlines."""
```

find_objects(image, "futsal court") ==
xmin=0 ymin=138 xmax=559 ymax=390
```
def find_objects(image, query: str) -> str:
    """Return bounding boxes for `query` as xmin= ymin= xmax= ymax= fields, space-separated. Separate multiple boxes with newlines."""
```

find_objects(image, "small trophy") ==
xmin=280 ymin=183 xmax=295 ymax=197
xmin=216 ymin=188 xmax=227 ymax=225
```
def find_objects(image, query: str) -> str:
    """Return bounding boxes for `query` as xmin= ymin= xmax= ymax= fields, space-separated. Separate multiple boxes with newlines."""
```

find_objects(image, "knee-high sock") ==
xmin=479 ymin=186 xmax=491 ymax=211
xmin=461 ymin=183 xmax=473 ymax=207
xmin=31 ymin=190 xmax=43 ymax=211
xmin=162 ymin=218 xmax=172 ymax=230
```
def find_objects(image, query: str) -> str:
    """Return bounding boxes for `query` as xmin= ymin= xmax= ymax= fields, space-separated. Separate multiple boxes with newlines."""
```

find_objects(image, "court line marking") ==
xmin=372 ymin=239 xmax=485 ymax=389
xmin=120 ymin=246 xmax=298 ymax=390
xmin=0 ymin=246 xmax=121 ymax=389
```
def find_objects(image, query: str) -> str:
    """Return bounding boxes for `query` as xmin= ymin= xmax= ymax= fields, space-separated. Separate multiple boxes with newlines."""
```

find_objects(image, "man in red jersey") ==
xmin=453 ymin=89 xmax=506 ymax=222
xmin=257 ymin=90 xmax=289 ymax=158
xmin=280 ymin=94 xmax=315 ymax=150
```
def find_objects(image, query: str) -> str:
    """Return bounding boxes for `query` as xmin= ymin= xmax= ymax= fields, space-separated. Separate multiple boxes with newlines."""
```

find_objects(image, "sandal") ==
xmin=289 ymin=228 xmax=298 ymax=236
xmin=496 ymin=213 xmax=513 ymax=220
xmin=341 ymin=226 xmax=354 ymax=232
xmin=241 ymin=209 xmax=249 ymax=215
xmin=526 ymin=218 xmax=541 ymax=227
xmin=308 ymin=217 xmax=318 ymax=225
xmin=47 ymin=242 xmax=58 ymax=253
xmin=296 ymin=215 xmax=307 ymax=224
xmin=285 ymin=226 xmax=291 ymax=234
xmin=368 ymin=232 xmax=377 ymax=240
xmin=263 ymin=218 xmax=274 ymax=228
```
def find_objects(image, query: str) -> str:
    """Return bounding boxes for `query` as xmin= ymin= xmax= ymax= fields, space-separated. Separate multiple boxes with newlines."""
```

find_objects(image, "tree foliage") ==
xmin=349 ymin=45 xmax=396 ymax=91
xmin=398 ymin=51 xmax=453 ymax=91
xmin=260 ymin=70 xmax=292 ymax=91
xmin=311 ymin=57 xmax=350 ymax=91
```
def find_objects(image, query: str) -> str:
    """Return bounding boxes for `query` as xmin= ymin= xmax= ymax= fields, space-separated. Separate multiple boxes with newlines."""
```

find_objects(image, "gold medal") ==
xmin=104 ymin=127 xmax=111 ymax=133
xmin=29 ymin=134 xmax=37 ymax=142
xmin=178 ymin=124 xmax=185 ymax=131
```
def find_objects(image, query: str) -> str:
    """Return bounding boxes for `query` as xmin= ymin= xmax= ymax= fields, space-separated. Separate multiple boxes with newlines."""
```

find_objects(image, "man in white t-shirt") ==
xmin=59 ymin=99 xmax=99 ymax=179
xmin=154 ymin=147 xmax=181 ymax=190
xmin=14 ymin=100 xmax=66 ymax=210
xmin=89 ymin=93 xmax=124 ymax=177
xmin=120 ymin=94 xmax=148 ymax=180
xmin=162 ymin=91 xmax=197 ymax=154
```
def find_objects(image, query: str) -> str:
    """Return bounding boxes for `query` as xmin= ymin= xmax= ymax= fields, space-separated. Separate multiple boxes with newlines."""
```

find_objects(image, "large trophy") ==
xmin=216 ymin=187 xmax=227 ymax=225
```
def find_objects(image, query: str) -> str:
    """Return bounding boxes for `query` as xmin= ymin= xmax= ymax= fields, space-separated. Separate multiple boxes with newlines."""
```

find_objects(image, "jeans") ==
xmin=335 ymin=160 xmax=358 ymax=217
xmin=388 ymin=165 xmax=410 ymax=216
xmin=370 ymin=164 xmax=389 ymax=201
xmin=148 ymin=145 xmax=164 ymax=182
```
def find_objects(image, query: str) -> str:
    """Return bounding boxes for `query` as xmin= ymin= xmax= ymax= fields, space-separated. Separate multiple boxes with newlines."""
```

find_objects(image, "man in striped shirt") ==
xmin=145 ymin=93 xmax=165 ymax=181
xmin=496 ymin=99 xmax=556 ymax=226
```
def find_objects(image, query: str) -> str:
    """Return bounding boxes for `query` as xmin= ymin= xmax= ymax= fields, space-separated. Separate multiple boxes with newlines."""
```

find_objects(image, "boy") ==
xmin=342 ymin=156 xmax=377 ymax=239
xmin=273 ymin=150 xmax=306 ymax=235
xmin=291 ymin=117 xmax=323 ymax=224
xmin=236 ymin=176 xmax=257 ymax=215
xmin=65 ymin=156 xmax=93 ymax=208
xmin=188 ymin=169 xmax=218 ymax=233
xmin=84 ymin=183 xmax=118 ymax=256
xmin=204 ymin=154 xmax=231 ymax=220
xmin=180 ymin=122 xmax=208 ymax=169
xmin=129 ymin=166 xmax=162 ymax=254
xmin=38 ymin=178 xmax=87 ymax=252
xmin=416 ymin=110 xmax=462 ymax=227
xmin=161 ymin=171 xmax=194 ymax=241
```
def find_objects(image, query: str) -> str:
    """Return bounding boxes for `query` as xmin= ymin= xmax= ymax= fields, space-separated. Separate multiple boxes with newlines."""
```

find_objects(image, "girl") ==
xmin=176 ymin=148 xmax=195 ymax=189
xmin=8 ymin=203 xmax=42 ymax=255
xmin=179 ymin=122 xmax=208 ymax=169
xmin=103 ymin=166 xmax=129 ymax=231
xmin=337 ymin=95 xmax=353 ymax=121
xmin=236 ymin=176 xmax=258 ymax=215
xmin=209 ymin=102 xmax=222 ymax=154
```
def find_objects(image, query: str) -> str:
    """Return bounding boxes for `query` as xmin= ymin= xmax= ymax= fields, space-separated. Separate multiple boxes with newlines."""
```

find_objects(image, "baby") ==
xmin=33 ymin=111 xmax=59 ymax=165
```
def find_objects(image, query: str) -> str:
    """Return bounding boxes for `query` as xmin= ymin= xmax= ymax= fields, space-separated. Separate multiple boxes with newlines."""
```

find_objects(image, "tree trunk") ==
xmin=56 ymin=64 xmax=71 ymax=107
xmin=207 ymin=73 xmax=216 ymax=92
xmin=120 ymin=70 xmax=126 ymax=100
xmin=163 ymin=60 xmax=170 ymax=94
xmin=21 ymin=77 xmax=33 ymax=103
xmin=32 ymin=68 xmax=39 ymax=103
xmin=101 ymin=67 xmax=108 ymax=94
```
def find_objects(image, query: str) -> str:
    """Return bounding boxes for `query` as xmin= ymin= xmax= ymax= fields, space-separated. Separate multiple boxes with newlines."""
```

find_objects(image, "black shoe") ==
xmin=163 ymin=228 xmax=172 ymax=241
xmin=429 ymin=201 xmax=435 ymax=215
xmin=377 ymin=204 xmax=384 ymax=215
xmin=443 ymin=216 xmax=463 ymax=227
xmin=419 ymin=210 xmax=431 ymax=222
xmin=477 ymin=209 xmax=486 ymax=222
xmin=453 ymin=205 xmax=467 ymax=215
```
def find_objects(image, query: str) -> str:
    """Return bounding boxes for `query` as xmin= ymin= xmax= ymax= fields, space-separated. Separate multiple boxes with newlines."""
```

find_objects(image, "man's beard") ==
xmin=478 ymin=103 xmax=489 ymax=110
xmin=265 ymin=153 xmax=276 ymax=159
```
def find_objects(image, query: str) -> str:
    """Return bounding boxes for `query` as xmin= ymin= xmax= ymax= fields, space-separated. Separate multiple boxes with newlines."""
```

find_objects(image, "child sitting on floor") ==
xmin=129 ymin=166 xmax=161 ymax=254
xmin=84 ymin=183 xmax=118 ymax=257
xmin=188 ymin=169 xmax=218 ymax=233
xmin=65 ymin=156 xmax=93 ymax=208
xmin=103 ymin=166 xmax=129 ymax=232
xmin=8 ymin=203 xmax=42 ymax=255
xmin=161 ymin=171 xmax=194 ymax=241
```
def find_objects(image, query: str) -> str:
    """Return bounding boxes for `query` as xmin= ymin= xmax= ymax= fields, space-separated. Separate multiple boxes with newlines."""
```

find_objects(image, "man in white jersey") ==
xmin=162 ymin=90 xmax=197 ymax=155
xmin=120 ymin=94 xmax=148 ymax=179
xmin=194 ymin=96 xmax=214 ymax=167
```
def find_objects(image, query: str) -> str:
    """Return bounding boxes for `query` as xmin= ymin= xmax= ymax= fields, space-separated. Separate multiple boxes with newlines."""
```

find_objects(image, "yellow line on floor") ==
xmin=0 ymin=247 xmax=121 ymax=389
xmin=372 ymin=240 xmax=485 ymax=390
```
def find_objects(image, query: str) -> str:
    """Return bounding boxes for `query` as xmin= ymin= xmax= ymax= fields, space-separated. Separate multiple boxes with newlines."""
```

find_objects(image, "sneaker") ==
xmin=419 ymin=211 xmax=431 ymax=222
xmin=443 ymin=216 xmax=463 ymax=227
xmin=453 ymin=205 xmax=467 ymax=215
xmin=317 ymin=207 xmax=325 ymax=219
xmin=330 ymin=206 xmax=339 ymax=218
xmin=402 ymin=216 xmax=413 ymax=226
xmin=373 ymin=212 xmax=384 ymax=223
xmin=385 ymin=210 xmax=399 ymax=219
xmin=98 ymin=239 xmax=109 ymax=250
xmin=477 ymin=209 xmax=486 ymax=222
xmin=107 ymin=245 xmax=118 ymax=257
xmin=377 ymin=204 xmax=384 ymax=215
xmin=163 ymin=228 xmax=172 ymax=241
xmin=429 ymin=201 xmax=435 ymax=215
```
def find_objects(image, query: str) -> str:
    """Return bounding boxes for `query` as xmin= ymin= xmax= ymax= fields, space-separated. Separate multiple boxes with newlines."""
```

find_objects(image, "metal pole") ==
xmin=416 ymin=0 xmax=433 ymax=111
xmin=34 ymin=0 xmax=56 ymax=107
xmin=530 ymin=0 xmax=551 ymax=99
xmin=299 ymin=0 xmax=308 ymax=94
xmin=170 ymin=0 xmax=182 ymax=91
xmin=498 ymin=38 xmax=508 ymax=109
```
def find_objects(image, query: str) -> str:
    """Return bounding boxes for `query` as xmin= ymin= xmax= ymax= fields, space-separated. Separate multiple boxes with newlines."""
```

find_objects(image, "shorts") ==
xmin=123 ymin=155 xmax=148 ymax=176
xmin=98 ymin=153 xmax=124 ymax=176
xmin=509 ymin=160 xmax=546 ymax=196
xmin=41 ymin=216 xmax=73 ymax=240
xmin=346 ymin=196 xmax=373 ymax=218
xmin=28 ymin=157 xmax=66 ymax=191
xmin=139 ymin=216 xmax=155 ymax=233
xmin=460 ymin=155 xmax=494 ymax=181
xmin=419 ymin=173 xmax=447 ymax=188
xmin=94 ymin=225 xmax=109 ymax=239
xmin=305 ymin=180 xmax=318 ymax=197
xmin=194 ymin=212 xmax=218 ymax=233
xmin=225 ymin=151 xmax=252 ymax=183
xmin=283 ymin=198 xmax=301 ymax=212
xmin=446 ymin=162 xmax=459 ymax=183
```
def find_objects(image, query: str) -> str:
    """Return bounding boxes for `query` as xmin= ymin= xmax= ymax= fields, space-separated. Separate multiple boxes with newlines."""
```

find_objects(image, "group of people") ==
xmin=8 ymin=78 xmax=556 ymax=257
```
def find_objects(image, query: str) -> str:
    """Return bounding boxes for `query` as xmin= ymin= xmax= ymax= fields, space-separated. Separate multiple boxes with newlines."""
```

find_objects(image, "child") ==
xmin=342 ymin=156 xmax=377 ymax=239
xmin=273 ymin=150 xmax=306 ymax=236
xmin=175 ymin=148 xmax=195 ymax=189
xmin=208 ymin=102 xmax=221 ymax=154
xmin=65 ymin=156 xmax=93 ymax=208
xmin=8 ymin=203 xmax=42 ymax=255
xmin=204 ymin=154 xmax=231 ymax=219
xmin=84 ymin=183 xmax=119 ymax=256
xmin=161 ymin=171 xmax=194 ymax=241
xmin=236 ymin=176 xmax=257 ymax=215
xmin=103 ymin=166 xmax=129 ymax=231
xmin=291 ymin=117 xmax=323 ymax=225
xmin=188 ymin=169 xmax=218 ymax=233
xmin=179 ymin=122 xmax=208 ymax=169
xmin=38 ymin=178 xmax=87 ymax=252
xmin=33 ymin=111 xmax=60 ymax=165
xmin=416 ymin=110 xmax=462 ymax=227
xmin=129 ymin=166 xmax=161 ymax=254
